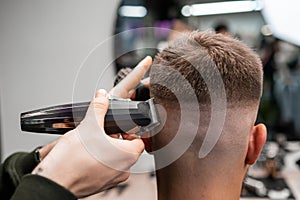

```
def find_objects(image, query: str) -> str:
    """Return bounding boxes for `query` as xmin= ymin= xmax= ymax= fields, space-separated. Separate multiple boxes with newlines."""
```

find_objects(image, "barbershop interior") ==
xmin=1 ymin=0 xmax=300 ymax=199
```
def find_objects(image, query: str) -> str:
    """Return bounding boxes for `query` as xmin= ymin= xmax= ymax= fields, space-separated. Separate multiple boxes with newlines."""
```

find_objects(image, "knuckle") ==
xmin=120 ymin=172 xmax=130 ymax=182
xmin=90 ymin=99 xmax=107 ymax=110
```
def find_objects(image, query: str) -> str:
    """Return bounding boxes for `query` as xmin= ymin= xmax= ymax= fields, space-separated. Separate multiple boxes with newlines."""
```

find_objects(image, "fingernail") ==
xmin=138 ymin=56 xmax=152 ymax=67
xmin=98 ymin=89 xmax=107 ymax=97
xmin=145 ymin=56 xmax=151 ymax=60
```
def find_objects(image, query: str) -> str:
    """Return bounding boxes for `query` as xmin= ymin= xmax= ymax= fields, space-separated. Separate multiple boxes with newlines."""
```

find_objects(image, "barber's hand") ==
xmin=110 ymin=56 xmax=152 ymax=99
xmin=32 ymin=89 xmax=145 ymax=198
xmin=37 ymin=56 xmax=152 ymax=156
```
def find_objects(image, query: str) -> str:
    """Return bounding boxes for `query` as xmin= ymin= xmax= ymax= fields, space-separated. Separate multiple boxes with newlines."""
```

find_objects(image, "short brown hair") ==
xmin=150 ymin=30 xmax=263 ymax=107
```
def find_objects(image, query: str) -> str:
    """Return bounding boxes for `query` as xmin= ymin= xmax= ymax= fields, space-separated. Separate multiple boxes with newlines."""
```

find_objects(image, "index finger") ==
xmin=110 ymin=56 xmax=152 ymax=98
xmin=140 ymin=77 xmax=150 ymax=88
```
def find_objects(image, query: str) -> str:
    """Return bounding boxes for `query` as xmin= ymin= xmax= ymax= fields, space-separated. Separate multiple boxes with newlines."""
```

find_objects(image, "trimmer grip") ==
xmin=20 ymin=100 xmax=152 ymax=135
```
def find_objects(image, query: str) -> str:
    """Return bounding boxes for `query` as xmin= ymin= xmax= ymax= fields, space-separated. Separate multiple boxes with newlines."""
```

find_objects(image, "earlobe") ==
xmin=245 ymin=123 xmax=267 ymax=165
xmin=141 ymin=132 xmax=153 ymax=153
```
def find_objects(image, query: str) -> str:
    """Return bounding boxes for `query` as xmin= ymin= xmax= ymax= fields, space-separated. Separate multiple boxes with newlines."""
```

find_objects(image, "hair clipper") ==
xmin=20 ymin=98 xmax=159 ymax=135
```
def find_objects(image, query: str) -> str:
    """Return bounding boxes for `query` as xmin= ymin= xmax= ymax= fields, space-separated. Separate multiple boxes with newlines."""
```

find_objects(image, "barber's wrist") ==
xmin=31 ymin=133 xmax=80 ymax=197
xmin=13 ymin=174 xmax=77 ymax=200
xmin=32 ymin=163 xmax=75 ymax=195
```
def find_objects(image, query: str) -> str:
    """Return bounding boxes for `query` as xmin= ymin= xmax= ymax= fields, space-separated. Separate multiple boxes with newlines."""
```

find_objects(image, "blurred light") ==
xmin=181 ymin=0 xmax=263 ymax=17
xmin=119 ymin=6 xmax=147 ymax=18
xmin=262 ymin=0 xmax=300 ymax=46
xmin=261 ymin=25 xmax=273 ymax=36
xmin=181 ymin=5 xmax=192 ymax=17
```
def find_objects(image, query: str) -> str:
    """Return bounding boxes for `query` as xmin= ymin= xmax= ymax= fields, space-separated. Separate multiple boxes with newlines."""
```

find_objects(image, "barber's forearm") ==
xmin=0 ymin=148 xmax=41 ymax=200
xmin=11 ymin=174 xmax=77 ymax=200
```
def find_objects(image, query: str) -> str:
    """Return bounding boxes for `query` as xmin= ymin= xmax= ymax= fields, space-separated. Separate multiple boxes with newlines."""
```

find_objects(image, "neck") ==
xmin=154 ymin=155 xmax=245 ymax=200
xmin=151 ymin=106 xmax=252 ymax=200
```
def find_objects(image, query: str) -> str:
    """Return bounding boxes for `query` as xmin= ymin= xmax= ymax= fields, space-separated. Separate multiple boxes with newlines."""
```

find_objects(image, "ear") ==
xmin=245 ymin=123 xmax=267 ymax=165
xmin=141 ymin=133 xmax=152 ymax=153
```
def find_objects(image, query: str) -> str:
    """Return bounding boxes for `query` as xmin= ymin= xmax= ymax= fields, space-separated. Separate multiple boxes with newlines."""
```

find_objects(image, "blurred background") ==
xmin=1 ymin=0 xmax=300 ymax=199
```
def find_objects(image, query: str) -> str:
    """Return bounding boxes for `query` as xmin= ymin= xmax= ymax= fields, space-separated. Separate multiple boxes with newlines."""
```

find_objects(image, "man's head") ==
xmin=148 ymin=31 xmax=266 ymax=188
xmin=151 ymin=30 xmax=262 ymax=107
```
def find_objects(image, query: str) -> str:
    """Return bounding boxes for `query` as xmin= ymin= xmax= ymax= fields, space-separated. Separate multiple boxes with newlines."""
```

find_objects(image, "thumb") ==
xmin=87 ymin=89 xmax=109 ymax=128
xmin=130 ymin=139 xmax=145 ymax=154
xmin=119 ymin=138 xmax=145 ymax=155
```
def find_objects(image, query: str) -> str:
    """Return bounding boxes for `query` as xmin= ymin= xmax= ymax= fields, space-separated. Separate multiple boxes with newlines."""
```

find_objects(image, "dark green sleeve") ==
xmin=0 ymin=149 xmax=40 ymax=200
xmin=11 ymin=174 xmax=77 ymax=200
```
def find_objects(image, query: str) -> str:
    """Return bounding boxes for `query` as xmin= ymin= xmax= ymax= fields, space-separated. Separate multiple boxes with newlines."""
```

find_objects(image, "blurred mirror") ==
xmin=113 ymin=0 xmax=185 ymax=71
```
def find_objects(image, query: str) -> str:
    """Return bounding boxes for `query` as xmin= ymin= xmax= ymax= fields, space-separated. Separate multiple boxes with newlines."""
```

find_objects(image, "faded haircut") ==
xmin=150 ymin=30 xmax=263 ymax=107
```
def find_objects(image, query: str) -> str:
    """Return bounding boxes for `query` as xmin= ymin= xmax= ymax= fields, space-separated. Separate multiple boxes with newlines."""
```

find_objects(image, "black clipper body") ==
xmin=21 ymin=98 xmax=159 ymax=135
